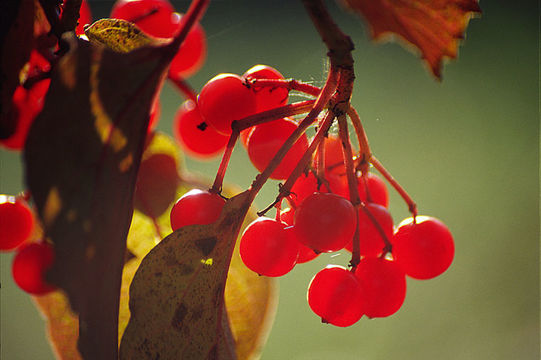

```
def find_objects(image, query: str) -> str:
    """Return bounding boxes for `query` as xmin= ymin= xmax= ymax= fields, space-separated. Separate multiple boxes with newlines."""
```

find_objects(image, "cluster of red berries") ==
xmin=169 ymin=64 xmax=455 ymax=326
xmin=173 ymin=64 xmax=296 ymax=166
xmin=0 ymin=195 xmax=56 ymax=295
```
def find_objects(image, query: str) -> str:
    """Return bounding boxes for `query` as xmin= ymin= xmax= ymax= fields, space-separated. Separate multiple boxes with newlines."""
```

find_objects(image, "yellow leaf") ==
xmin=84 ymin=18 xmax=169 ymax=53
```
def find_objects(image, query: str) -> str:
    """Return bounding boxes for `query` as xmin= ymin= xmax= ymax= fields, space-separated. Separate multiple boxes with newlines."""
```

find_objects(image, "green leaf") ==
xmin=24 ymin=33 xmax=173 ymax=358
xmin=120 ymin=191 xmax=255 ymax=359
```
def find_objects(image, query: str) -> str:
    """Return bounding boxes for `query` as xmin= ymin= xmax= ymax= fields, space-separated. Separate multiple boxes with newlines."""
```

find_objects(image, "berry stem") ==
xmin=210 ymin=130 xmax=239 ymax=194
xmin=359 ymin=203 xmax=393 ymax=255
xmin=259 ymin=110 xmax=336 ymax=216
xmin=337 ymin=114 xmax=362 ymax=268
xmin=210 ymin=100 xmax=316 ymax=195
xmin=168 ymin=73 xmax=198 ymax=102
xmin=370 ymin=156 xmax=418 ymax=217
xmin=249 ymin=65 xmax=339 ymax=196
xmin=250 ymin=78 xmax=322 ymax=97
xmin=347 ymin=107 xmax=371 ymax=175
xmin=167 ymin=0 xmax=210 ymax=62
xmin=234 ymin=100 xmax=316 ymax=131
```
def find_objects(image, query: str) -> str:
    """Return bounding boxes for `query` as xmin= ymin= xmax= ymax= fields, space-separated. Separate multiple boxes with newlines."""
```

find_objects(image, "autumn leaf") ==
xmin=341 ymin=0 xmax=481 ymax=78
xmin=23 ymin=33 xmax=175 ymax=358
xmin=120 ymin=191 xmax=256 ymax=359
xmin=85 ymin=18 xmax=170 ymax=53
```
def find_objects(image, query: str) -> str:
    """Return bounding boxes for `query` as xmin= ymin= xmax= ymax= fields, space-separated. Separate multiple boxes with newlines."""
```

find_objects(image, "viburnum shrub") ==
xmin=0 ymin=0 xmax=480 ymax=358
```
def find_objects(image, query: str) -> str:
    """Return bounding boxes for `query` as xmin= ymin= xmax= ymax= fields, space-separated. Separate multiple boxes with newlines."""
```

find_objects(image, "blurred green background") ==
xmin=1 ymin=0 xmax=538 ymax=359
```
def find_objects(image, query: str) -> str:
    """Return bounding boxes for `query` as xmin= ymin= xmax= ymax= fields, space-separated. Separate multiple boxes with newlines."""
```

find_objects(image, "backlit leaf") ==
xmin=24 ymin=33 xmax=174 ymax=358
xmin=85 ymin=18 xmax=169 ymax=53
xmin=341 ymin=0 xmax=481 ymax=78
xmin=120 ymin=191 xmax=255 ymax=359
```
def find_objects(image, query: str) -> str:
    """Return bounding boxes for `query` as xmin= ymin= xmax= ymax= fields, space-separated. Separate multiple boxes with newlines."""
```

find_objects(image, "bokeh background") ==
xmin=1 ymin=0 xmax=539 ymax=359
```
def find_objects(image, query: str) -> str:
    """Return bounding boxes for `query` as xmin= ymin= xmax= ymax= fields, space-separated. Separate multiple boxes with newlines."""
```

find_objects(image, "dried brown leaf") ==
xmin=341 ymin=0 xmax=481 ymax=78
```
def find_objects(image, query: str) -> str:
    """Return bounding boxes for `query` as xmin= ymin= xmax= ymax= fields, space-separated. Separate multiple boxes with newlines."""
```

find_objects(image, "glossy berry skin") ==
xmin=392 ymin=216 xmax=454 ymax=280
xmin=243 ymin=64 xmax=288 ymax=112
xmin=280 ymin=208 xmax=319 ymax=263
xmin=110 ymin=0 xmax=178 ymax=38
xmin=324 ymin=134 xmax=356 ymax=174
xmin=12 ymin=242 xmax=56 ymax=295
xmin=294 ymin=193 xmax=356 ymax=253
xmin=345 ymin=203 xmax=393 ymax=257
xmin=76 ymin=0 xmax=92 ymax=35
xmin=173 ymin=100 xmax=228 ymax=158
xmin=169 ymin=16 xmax=206 ymax=78
xmin=247 ymin=118 xmax=308 ymax=180
xmin=307 ymin=266 xmax=365 ymax=327
xmin=0 ymin=196 xmax=34 ymax=251
xmin=356 ymin=172 xmax=389 ymax=208
xmin=354 ymin=258 xmax=406 ymax=318
xmin=170 ymin=189 xmax=226 ymax=231
xmin=239 ymin=217 xmax=299 ymax=277
xmin=198 ymin=73 xmax=257 ymax=135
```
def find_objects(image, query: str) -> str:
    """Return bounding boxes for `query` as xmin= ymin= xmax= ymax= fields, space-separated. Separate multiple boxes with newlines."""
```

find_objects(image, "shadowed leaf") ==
xmin=23 ymin=33 xmax=174 ymax=358
xmin=341 ymin=0 xmax=481 ymax=78
xmin=120 ymin=191 xmax=255 ymax=359
xmin=85 ymin=18 xmax=169 ymax=53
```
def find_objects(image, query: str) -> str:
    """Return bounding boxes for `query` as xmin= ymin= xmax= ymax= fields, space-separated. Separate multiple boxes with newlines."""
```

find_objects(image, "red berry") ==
xmin=294 ymin=193 xmax=356 ymax=253
xmin=1 ymin=79 xmax=50 ymax=151
xmin=345 ymin=203 xmax=393 ymax=257
xmin=280 ymin=208 xmax=319 ymax=263
xmin=354 ymin=258 xmax=406 ymax=318
xmin=239 ymin=217 xmax=299 ymax=277
xmin=169 ymin=15 xmax=206 ymax=78
xmin=170 ymin=189 xmax=225 ymax=231
xmin=324 ymin=134 xmax=356 ymax=174
xmin=173 ymin=100 xmax=228 ymax=158
xmin=307 ymin=266 xmax=365 ymax=327
xmin=111 ymin=0 xmax=178 ymax=38
xmin=76 ymin=0 xmax=92 ymax=35
xmin=134 ymin=153 xmax=179 ymax=218
xmin=0 ymin=196 xmax=34 ymax=251
xmin=247 ymin=118 xmax=308 ymax=180
xmin=198 ymin=73 xmax=257 ymax=135
xmin=12 ymin=242 xmax=56 ymax=295
xmin=356 ymin=172 xmax=389 ymax=208
xmin=392 ymin=216 xmax=454 ymax=280
xmin=243 ymin=64 xmax=288 ymax=112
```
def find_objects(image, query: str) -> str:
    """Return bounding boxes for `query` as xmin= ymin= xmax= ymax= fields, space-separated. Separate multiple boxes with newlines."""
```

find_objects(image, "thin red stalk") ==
xmin=359 ymin=204 xmax=393 ymax=255
xmin=250 ymin=78 xmax=322 ymax=97
xmin=347 ymin=107 xmax=371 ymax=175
xmin=210 ymin=100 xmax=315 ymax=195
xmin=249 ymin=66 xmax=339 ymax=196
xmin=210 ymin=130 xmax=239 ymax=194
xmin=235 ymin=100 xmax=315 ymax=131
xmin=337 ymin=114 xmax=362 ymax=268
xmin=316 ymin=136 xmax=325 ymax=185
xmin=258 ymin=110 xmax=336 ymax=216
xmin=166 ymin=0 xmax=210 ymax=61
xmin=370 ymin=155 xmax=418 ymax=217
xmin=168 ymin=74 xmax=198 ymax=102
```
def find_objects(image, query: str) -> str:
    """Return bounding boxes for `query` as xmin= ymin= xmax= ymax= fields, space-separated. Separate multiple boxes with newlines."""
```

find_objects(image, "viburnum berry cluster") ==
xmin=168 ymin=61 xmax=455 ymax=326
